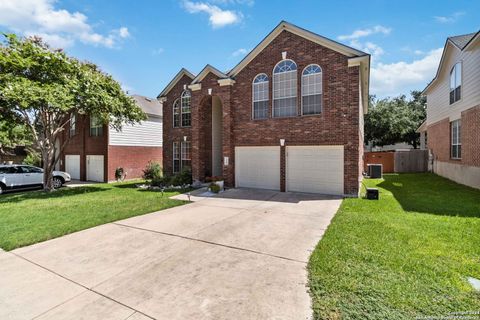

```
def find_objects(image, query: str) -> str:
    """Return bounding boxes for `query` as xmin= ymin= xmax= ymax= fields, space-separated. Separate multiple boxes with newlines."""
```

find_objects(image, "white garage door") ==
xmin=235 ymin=146 xmax=280 ymax=190
xmin=86 ymin=155 xmax=104 ymax=182
xmin=286 ymin=146 xmax=344 ymax=195
xmin=65 ymin=155 xmax=80 ymax=180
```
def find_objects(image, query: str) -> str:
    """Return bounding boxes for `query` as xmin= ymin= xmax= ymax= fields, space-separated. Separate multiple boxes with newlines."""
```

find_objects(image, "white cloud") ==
xmin=231 ymin=48 xmax=248 ymax=57
xmin=118 ymin=27 xmax=130 ymax=39
xmin=370 ymin=48 xmax=443 ymax=97
xmin=338 ymin=25 xmax=391 ymax=41
xmin=183 ymin=1 xmax=243 ymax=28
xmin=0 ymin=0 xmax=130 ymax=48
xmin=434 ymin=11 xmax=465 ymax=23
xmin=151 ymin=48 xmax=165 ymax=55
xmin=210 ymin=0 xmax=254 ymax=6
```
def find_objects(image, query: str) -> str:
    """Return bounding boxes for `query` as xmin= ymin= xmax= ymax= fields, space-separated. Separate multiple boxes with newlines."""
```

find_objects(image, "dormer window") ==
xmin=449 ymin=62 xmax=461 ymax=104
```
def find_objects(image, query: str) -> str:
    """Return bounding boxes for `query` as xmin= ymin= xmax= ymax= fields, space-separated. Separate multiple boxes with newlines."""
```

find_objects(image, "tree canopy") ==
xmin=0 ymin=34 xmax=146 ymax=190
xmin=365 ymin=91 xmax=426 ymax=149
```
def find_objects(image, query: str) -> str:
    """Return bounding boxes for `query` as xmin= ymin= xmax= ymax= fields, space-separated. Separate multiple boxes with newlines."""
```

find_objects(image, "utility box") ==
xmin=366 ymin=188 xmax=379 ymax=200
xmin=367 ymin=164 xmax=383 ymax=178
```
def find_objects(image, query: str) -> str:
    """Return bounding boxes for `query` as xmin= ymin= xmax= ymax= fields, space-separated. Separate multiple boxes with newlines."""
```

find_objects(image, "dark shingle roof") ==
xmin=449 ymin=32 xmax=478 ymax=49
xmin=132 ymin=95 xmax=162 ymax=117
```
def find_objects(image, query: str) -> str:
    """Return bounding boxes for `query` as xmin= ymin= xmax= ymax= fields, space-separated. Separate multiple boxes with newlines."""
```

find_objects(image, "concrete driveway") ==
xmin=0 ymin=189 xmax=341 ymax=320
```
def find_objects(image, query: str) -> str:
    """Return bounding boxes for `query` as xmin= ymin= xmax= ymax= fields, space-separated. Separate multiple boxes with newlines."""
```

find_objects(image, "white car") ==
xmin=0 ymin=165 xmax=71 ymax=194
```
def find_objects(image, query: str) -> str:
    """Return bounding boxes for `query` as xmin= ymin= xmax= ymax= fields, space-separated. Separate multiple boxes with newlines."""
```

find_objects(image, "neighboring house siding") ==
xmin=426 ymin=43 xmax=480 ymax=125
xmin=425 ymin=36 xmax=480 ymax=189
xmin=109 ymin=116 xmax=163 ymax=147
xmin=61 ymin=114 xmax=109 ymax=182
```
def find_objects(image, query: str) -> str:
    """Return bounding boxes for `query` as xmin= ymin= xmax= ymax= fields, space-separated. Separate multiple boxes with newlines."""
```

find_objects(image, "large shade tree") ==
xmin=0 ymin=34 xmax=146 ymax=190
xmin=365 ymin=91 xmax=426 ymax=149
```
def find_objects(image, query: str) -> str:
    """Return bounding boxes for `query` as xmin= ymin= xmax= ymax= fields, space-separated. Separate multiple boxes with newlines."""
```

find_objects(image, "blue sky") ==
xmin=0 ymin=0 xmax=479 ymax=98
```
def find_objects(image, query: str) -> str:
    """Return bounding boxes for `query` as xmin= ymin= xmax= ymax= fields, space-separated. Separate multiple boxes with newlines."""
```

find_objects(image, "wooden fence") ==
xmin=364 ymin=150 xmax=428 ymax=174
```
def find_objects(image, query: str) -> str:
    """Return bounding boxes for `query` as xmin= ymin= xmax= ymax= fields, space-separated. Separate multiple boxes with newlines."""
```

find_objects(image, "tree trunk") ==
xmin=41 ymin=147 xmax=54 ymax=191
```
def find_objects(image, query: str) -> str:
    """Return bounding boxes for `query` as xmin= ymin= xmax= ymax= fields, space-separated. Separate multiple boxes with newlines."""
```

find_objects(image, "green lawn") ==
xmin=308 ymin=173 xmax=480 ymax=320
xmin=0 ymin=181 xmax=189 ymax=251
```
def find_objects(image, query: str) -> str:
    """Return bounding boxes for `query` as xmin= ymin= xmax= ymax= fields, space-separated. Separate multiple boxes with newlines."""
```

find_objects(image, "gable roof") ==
xmin=449 ymin=32 xmax=478 ymax=49
xmin=157 ymin=68 xmax=195 ymax=98
xmin=228 ymin=20 xmax=368 ymax=77
xmin=191 ymin=64 xmax=228 ymax=84
xmin=423 ymin=30 xmax=480 ymax=94
xmin=132 ymin=95 xmax=162 ymax=117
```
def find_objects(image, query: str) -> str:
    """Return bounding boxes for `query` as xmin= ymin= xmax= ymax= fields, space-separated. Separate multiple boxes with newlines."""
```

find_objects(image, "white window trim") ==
xmin=301 ymin=64 xmax=323 ymax=116
xmin=173 ymin=98 xmax=180 ymax=128
xmin=272 ymin=59 xmax=298 ymax=118
xmin=449 ymin=62 xmax=462 ymax=105
xmin=451 ymin=120 xmax=461 ymax=159
xmin=90 ymin=116 xmax=103 ymax=137
xmin=69 ymin=113 xmax=76 ymax=137
xmin=252 ymin=73 xmax=269 ymax=120
xmin=181 ymin=90 xmax=191 ymax=127
xmin=173 ymin=142 xmax=180 ymax=174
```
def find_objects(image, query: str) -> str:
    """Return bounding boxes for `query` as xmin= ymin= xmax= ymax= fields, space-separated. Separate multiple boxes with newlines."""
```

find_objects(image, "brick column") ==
xmin=190 ymin=91 xmax=202 ymax=183
xmin=280 ymin=145 xmax=286 ymax=192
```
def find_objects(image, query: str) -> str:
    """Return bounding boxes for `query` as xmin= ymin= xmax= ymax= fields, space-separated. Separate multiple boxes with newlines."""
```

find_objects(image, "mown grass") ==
xmin=308 ymin=173 xmax=480 ymax=319
xmin=0 ymin=181 xmax=189 ymax=251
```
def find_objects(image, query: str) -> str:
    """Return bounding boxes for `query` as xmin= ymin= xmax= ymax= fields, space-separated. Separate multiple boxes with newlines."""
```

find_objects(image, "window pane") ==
xmin=273 ymin=97 xmax=297 ymax=117
xmin=450 ymin=68 xmax=456 ymax=90
xmin=302 ymin=94 xmax=322 ymax=115
xmin=173 ymin=100 xmax=180 ymax=127
xmin=455 ymin=63 xmax=461 ymax=87
xmin=253 ymin=100 xmax=269 ymax=119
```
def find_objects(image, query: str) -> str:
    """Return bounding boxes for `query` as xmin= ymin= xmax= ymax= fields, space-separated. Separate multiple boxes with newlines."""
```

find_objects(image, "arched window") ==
xmin=252 ymin=74 xmax=269 ymax=119
xmin=302 ymin=64 xmax=322 ymax=115
xmin=173 ymin=99 xmax=180 ymax=128
xmin=181 ymin=90 xmax=191 ymax=127
xmin=450 ymin=62 xmax=461 ymax=104
xmin=273 ymin=59 xmax=297 ymax=117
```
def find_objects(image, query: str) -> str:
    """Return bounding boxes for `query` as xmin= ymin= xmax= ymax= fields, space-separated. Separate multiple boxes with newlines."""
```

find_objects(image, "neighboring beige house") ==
xmin=421 ymin=30 xmax=480 ymax=189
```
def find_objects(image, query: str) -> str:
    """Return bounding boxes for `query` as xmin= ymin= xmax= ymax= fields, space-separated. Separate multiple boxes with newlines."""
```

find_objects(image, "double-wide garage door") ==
xmin=235 ymin=146 xmax=344 ymax=195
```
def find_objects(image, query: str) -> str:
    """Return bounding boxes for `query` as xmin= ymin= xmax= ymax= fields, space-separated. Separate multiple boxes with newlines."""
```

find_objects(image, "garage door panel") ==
xmin=235 ymin=147 xmax=280 ymax=190
xmin=286 ymin=146 xmax=344 ymax=195
xmin=86 ymin=155 xmax=104 ymax=182
xmin=65 ymin=155 xmax=80 ymax=180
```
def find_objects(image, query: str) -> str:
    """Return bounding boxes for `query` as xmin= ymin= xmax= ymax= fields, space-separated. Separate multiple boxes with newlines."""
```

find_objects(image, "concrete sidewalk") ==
xmin=1 ymin=189 xmax=341 ymax=320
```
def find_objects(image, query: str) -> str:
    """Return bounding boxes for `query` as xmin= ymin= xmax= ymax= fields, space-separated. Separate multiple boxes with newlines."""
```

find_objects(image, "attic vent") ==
xmin=145 ymin=97 xmax=152 ymax=102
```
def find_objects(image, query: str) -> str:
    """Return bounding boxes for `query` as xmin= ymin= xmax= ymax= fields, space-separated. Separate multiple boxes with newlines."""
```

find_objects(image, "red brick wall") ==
xmin=162 ymin=74 xmax=194 ymax=176
xmin=231 ymin=30 xmax=361 ymax=195
xmin=462 ymin=105 xmax=480 ymax=167
xmin=427 ymin=105 xmax=480 ymax=168
xmin=60 ymin=114 xmax=108 ymax=181
xmin=162 ymin=30 xmax=362 ymax=195
xmin=107 ymin=146 xmax=163 ymax=181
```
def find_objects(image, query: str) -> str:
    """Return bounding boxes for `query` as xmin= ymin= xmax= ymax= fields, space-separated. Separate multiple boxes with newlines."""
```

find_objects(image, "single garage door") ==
xmin=286 ymin=146 xmax=344 ymax=195
xmin=65 ymin=155 xmax=80 ymax=180
xmin=86 ymin=155 xmax=104 ymax=182
xmin=235 ymin=146 xmax=280 ymax=190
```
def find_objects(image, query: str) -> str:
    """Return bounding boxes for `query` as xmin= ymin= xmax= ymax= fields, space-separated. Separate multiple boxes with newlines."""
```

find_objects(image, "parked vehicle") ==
xmin=0 ymin=165 xmax=71 ymax=194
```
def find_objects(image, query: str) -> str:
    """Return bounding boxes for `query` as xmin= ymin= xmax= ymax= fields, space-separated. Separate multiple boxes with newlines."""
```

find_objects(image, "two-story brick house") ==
xmin=60 ymin=95 xmax=163 ymax=182
xmin=158 ymin=21 xmax=370 ymax=196
xmin=422 ymin=30 xmax=480 ymax=189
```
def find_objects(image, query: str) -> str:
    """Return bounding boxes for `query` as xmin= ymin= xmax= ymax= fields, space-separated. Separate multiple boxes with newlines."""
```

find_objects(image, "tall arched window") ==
xmin=252 ymin=74 xmax=269 ymax=119
xmin=302 ymin=64 xmax=322 ymax=115
xmin=181 ymin=90 xmax=191 ymax=127
xmin=273 ymin=59 xmax=297 ymax=117
xmin=173 ymin=99 xmax=180 ymax=128
xmin=450 ymin=62 xmax=461 ymax=104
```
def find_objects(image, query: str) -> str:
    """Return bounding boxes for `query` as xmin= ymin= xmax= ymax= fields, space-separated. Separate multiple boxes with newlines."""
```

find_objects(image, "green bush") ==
xmin=209 ymin=183 xmax=220 ymax=193
xmin=142 ymin=161 xmax=162 ymax=181
xmin=171 ymin=166 xmax=192 ymax=186
xmin=151 ymin=175 xmax=171 ymax=187
xmin=23 ymin=152 xmax=41 ymax=167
